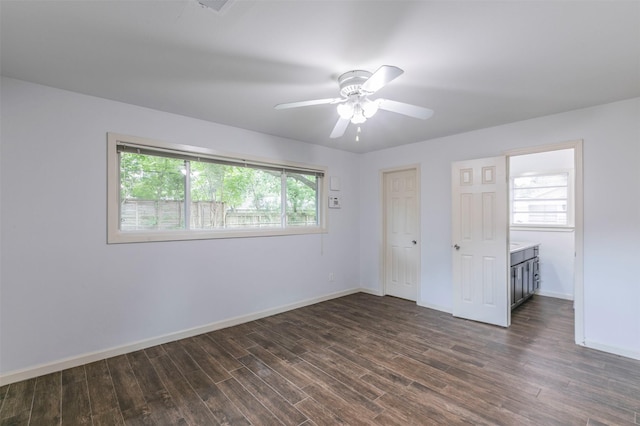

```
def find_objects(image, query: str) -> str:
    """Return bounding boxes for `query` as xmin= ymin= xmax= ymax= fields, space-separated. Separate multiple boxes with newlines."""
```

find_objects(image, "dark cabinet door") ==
xmin=510 ymin=246 xmax=540 ymax=310
xmin=510 ymin=266 xmax=515 ymax=306
xmin=514 ymin=264 xmax=523 ymax=304
xmin=526 ymin=259 xmax=535 ymax=295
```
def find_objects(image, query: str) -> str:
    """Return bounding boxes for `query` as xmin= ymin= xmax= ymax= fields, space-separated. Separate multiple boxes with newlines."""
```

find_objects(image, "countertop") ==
xmin=510 ymin=241 xmax=540 ymax=253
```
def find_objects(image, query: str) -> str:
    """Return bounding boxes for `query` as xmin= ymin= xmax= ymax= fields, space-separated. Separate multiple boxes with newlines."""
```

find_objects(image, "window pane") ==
xmin=120 ymin=152 xmax=185 ymax=230
xmin=511 ymin=172 xmax=570 ymax=226
xmin=189 ymin=161 xmax=227 ymax=229
xmin=286 ymin=172 xmax=318 ymax=226
xmin=513 ymin=200 xmax=567 ymax=213
xmin=513 ymin=174 xmax=568 ymax=188
xmin=513 ymin=186 xmax=567 ymax=200
xmin=226 ymin=168 xmax=281 ymax=228
xmin=513 ymin=212 xmax=567 ymax=225
xmin=188 ymin=162 xmax=282 ymax=229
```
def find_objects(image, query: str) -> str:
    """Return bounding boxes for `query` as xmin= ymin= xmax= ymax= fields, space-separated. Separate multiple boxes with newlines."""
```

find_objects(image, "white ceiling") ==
xmin=2 ymin=0 xmax=639 ymax=153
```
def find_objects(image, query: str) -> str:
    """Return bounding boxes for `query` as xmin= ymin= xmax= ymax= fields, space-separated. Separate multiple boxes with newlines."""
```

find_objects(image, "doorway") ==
xmin=382 ymin=167 xmax=420 ymax=301
xmin=507 ymin=141 xmax=583 ymax=344
xmin=450 ymin=140 xmax=584 ymax=343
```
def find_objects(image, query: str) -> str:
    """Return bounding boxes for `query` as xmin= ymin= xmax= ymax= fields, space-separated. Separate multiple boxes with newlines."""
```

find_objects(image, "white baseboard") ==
xmin=0 ymin=288 xmax=362 ymax=386
xmin=536 ymin=289 xmax=574 ymax=300
xmin=359 ymin=287 xmax=384 ymax=296
xmin=582 ymin=340 xmax=640 ymax=361
xmin=417 ymin=300 xmax=452 ymax=314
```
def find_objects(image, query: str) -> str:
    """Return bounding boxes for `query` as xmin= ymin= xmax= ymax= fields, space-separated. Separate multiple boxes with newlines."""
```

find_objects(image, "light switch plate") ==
xmin=330 ymin=176 xmax=341 ymax=191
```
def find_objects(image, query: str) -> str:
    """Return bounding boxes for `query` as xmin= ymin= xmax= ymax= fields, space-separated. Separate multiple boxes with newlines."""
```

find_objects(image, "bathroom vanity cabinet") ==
xmin=510 ymin=242 xmax=540 ymax=309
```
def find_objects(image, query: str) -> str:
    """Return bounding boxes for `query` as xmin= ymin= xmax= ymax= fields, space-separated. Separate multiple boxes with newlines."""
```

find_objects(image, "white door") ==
xmin=384 ymin=169 xmax=419 ymax=301
xmin=452 ymin=157 xmax=509 ymax=327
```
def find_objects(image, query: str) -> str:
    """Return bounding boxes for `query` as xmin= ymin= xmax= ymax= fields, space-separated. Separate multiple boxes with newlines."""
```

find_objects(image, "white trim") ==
xmin=535 ymin=289 xmax=573 ymax=301
xmin=505 ymin=140 xmax=581 ymax=156
xmin=0 ymin=288 xmax=361 ymax=386
xmin=359 ymin=287 xmax=384 ymax=297
xmin=417 ymin=300 xmax=453 ymax=314
xmin=505 ymin=139 xmax=584 ymax=346
xmin=582 ymin=340 xmax=640 ymax=361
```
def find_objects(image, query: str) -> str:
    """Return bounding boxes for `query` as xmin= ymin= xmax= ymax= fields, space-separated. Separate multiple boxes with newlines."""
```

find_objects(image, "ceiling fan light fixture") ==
xmin=350 ymin=104 xmax=367 ymax=124
xmin=361 ymin=98 xmax=379 ymax=118
xmin=337 ymin=102 xmax=354 ymax=119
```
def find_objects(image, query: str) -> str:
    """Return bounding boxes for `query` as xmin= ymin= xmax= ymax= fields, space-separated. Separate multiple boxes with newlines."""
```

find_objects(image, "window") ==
xmin=108 ymin=133 xmax=326 ymax=243
xmin=511 ymin=172 xmax=573 ymax=227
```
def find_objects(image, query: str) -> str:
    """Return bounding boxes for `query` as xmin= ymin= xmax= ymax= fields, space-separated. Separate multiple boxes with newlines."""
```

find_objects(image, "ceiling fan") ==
xmin=275 ymin=65 xmax=434 ymax=139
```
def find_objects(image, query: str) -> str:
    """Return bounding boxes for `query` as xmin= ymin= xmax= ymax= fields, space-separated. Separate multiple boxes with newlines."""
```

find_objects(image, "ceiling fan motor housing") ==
xmin=338 ymin=70 xmax=373 ymax=97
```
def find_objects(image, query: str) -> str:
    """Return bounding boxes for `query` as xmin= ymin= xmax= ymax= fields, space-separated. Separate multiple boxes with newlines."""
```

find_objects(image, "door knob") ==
xmin=412 ymin=240 xmax=417 ymax=245
xmin=454 ymin=244 xmax=460 ymax=250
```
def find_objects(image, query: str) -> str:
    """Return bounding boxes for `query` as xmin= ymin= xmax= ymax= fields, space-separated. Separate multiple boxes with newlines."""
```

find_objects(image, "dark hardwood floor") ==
xmin=1 ymin=293 xmax=639 ymax=425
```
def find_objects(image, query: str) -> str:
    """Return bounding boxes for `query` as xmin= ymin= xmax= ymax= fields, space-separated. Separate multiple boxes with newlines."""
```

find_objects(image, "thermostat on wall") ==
xmin=328 ymin=196 xmax=342 ymax=209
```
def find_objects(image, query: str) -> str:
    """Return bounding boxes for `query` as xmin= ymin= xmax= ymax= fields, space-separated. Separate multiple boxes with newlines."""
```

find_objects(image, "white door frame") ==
xmin=380 ymin=165 xmax=421 ymax=302
xmin=505 ymin=140 xmax=584 ymax=345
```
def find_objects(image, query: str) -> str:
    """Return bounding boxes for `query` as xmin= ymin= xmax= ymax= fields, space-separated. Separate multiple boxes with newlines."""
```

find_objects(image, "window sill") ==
xmin=510 ymin=226 xmax=574 ymax=233
xmin=108 ymin=226 xmax=327 ymax=244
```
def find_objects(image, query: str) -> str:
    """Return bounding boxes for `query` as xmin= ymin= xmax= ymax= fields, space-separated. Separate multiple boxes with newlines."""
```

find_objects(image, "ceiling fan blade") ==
xmin=377 ymin=99 xmax=434 ymax=120
xmin=330 ymin=117 xmax=350 ymax=139
xmin=274 ymin=98 xmax=342 ymax=110
xmin=361 ymin=65 xmax=404 ymax=94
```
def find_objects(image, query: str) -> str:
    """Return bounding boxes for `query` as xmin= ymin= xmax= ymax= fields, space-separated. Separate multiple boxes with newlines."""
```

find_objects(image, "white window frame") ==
xmin=510 ymin=169 xmax=574 ymax=230
xmin=107 ymin=133 xmax=327 ymax=243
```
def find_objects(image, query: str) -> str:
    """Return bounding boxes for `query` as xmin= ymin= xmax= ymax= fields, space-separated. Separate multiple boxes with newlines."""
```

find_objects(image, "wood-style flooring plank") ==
xmin=106 ymin=355 xmax=151 ymax=423
xmin=230 ymin=367 xmax=307 ymax=426
xmin=178 ymin=338 xmax=231 ymax=384
xmin=207 ymin=327 xmax=255 ymax=358
xmin=295 ymin=397 xmax=348 ymax=426
xmin=237 ymin=353 xmax=307 ymax=404
xmin=0 ymin=386 xmax=10 ymax=417
xmin=216 ymin=377 xmax=282 ymax=426
xmin=292 ymin=359 xmax=383 ymax=417
xmin=246 ymin=345 xmax=313 ymax=390
xmin=85 ymin=360 xmax=120 ymax=420
xmin=182 ymin=368 xmax=250 ymax=426
xmin=326 ymin=344 xmax=413 ymax=387
xmin=61 ymin=367 xmax=91 ymax=425
xmin=29 ymin=372 xmax=61 ymax=426
xmin=162 ymin=342 xmax=202 ymax=376
xmin=247 ymin=331 xmax=301 ymax=363
xmin=298 ymin=350 xmax=382 ymax=401
xmin=0 ymin=379 xmax=36 ymax=423
xmin=148 ymin=354 xmax=218 ymax=425
xmin=194 ymin=334 xmax=243 ymax=372
xmin=299 ymin=383 xmax=372 ymax=426
xmin=127 ymin=351 xmax=186 ymax=425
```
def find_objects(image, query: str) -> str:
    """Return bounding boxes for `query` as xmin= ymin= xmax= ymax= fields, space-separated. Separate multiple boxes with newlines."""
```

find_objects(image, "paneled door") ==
xmin=384 ymin=168 xmax=419 ymax=301
xmin=452 ymin=157 xmax=509 ymax=327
